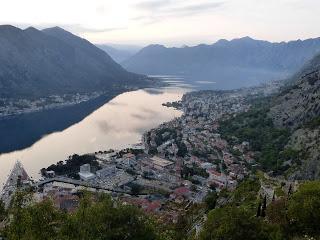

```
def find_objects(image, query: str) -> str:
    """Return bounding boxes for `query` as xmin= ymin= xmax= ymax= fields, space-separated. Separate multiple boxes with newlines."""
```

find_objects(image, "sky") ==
xmin=0 ymin=0 xmax=319 ymax=47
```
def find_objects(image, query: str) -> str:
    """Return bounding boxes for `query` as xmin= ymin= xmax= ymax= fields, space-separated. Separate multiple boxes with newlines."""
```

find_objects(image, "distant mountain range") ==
xmin=96 ymin=44 xmax=141 ymax=63
xmin=123 ymin=37 xmax=320 ymax=89
xmin=0 ymin=25 xmax=146 ymax=98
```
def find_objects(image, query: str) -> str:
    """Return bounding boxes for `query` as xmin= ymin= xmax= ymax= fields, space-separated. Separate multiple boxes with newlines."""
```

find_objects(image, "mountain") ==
xmin=0 ymin=25 xmax=147 ymax=98
xmin=269 ymin=53 xmax=320 ymax=179
xmin=270 ymin=60 xmax=320 ymax=130
xmin=123 ymin=37 xmax=320 ymax=89
xmin=96 ymin=44 xmax=141 ymax=63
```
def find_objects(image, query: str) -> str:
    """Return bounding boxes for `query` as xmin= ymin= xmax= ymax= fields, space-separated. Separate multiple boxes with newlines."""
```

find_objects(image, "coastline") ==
xmin=0 ymin=77 xmax=166 ymax=154
xmin=0 ymin=89 xmax=125 ymax=154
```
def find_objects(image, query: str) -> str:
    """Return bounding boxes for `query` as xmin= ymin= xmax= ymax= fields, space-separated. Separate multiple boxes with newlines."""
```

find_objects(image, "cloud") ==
xmin=11 ymin=23 xmax=126 ymax=35
xmin=172 ymin=2 xmax=224 ymax=14
xmin=135 ymin=0 xmax=172 ymax=11
xmin=59 ymin=24 xmax=127 ymax=34
xmin=133 ymin=0 xmax=225 ymax=25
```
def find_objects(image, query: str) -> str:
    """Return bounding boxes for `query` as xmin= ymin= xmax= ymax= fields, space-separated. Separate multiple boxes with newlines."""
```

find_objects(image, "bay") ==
xmin=0 ymin=82 xmax=190 ymax=189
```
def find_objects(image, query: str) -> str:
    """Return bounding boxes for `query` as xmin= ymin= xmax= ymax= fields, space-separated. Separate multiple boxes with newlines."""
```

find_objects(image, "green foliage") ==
xmin=4 ymin=181 xmax=320 ymax=240
xmin=219 ymin=102 xmax=292 ymax=174
xmin=181 ymin=164 xmax=209 ymax=179
xmin=154 ymin=128 xmax=177 ymax=146
xmin=199 ymin=206 xmax=282 ymax=240
xmin=287 ymin=181 xmax=320 ymax=236
xmin=231 ymin=178 xmax=260 ymax=211
xmin=177 ymin=141 xmax=188 ymax=157
xmin=3 ymin=192 xmax=164 ymax=240
xmin=304 ymin=116 xmax=320 ymax=129
xmin=4 ymin=191 xmax=33 ymax=240
xmin=201 ymin=181 xmax=320 ymax=240
xmin=130 ymin=183 xmax=143 ymax=196
xmin=204 ymin=191 xmax=217 ymax=211
xmin=0 ymin=200 xmax=6 ymax=221
xmin=266 ymin=199 xmax=288 ymax=228
xmin=61 ymin=194 xmax=158 ymax=240
xmin=45 ymin=154 xmax=100 ymax=178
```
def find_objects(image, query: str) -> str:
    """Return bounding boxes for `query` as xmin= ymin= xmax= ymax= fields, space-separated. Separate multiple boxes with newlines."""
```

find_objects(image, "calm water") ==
xmin=0 ymin=84 xmax=190 ymax=189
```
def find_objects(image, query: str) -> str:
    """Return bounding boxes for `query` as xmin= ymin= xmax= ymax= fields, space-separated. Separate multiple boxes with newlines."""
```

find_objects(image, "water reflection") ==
xmin=0 ymin=85 xmax=190 ymax=188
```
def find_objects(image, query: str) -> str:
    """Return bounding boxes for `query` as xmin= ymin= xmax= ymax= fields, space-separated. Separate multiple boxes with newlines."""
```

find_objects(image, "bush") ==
xmin=200 ymin=206 xmax=282 ymax=240
xmin=287 ymin=181 xmax=320 ymax=236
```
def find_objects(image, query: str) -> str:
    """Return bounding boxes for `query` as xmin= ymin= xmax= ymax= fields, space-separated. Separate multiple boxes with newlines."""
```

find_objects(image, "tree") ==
xmin=4 ymin=191 xmax=32 ymax=240
xmin=0 ymin=200 xmax=6 ymax=221
xmin=25 ymin=199 xmax=64 ymax=240
xmin=266 ymin=199 xmax=288 ymax=227
xmin=287 ymin=181 xmax=320 ymax=236
xmin=4 ymin=191 xmax=161 ymax=240
xmin=204 ymin=191 xmax=217 ymax=211
xmin=199 ymin=206 xmax=281 ymax=240
xmin=60 ymin=193 xmax=158 ymax=240
xmin=131 ymin=183 xmax=142 ymax=196
xmin=261 ymin=195 xmax=267 ymax=217
xmin=256 ymin=201 xmax=262 ymax=217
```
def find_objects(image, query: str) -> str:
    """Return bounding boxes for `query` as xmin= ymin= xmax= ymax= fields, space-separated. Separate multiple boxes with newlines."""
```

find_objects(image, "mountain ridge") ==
xmin=123 ymin=37 xmax=320 ymax=89
xmin=0 ymin=25 xmax=147 ymax=98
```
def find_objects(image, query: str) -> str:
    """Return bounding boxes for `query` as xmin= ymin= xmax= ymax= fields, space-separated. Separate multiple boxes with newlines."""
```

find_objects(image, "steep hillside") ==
xmin=123 ymin=37 xmax=320 ymax=89
xmin=270 ymin=57 xmax=320 ymax=129
xmin=269 ymin=54 xmax=320 ymax=179
xmin=0 ymin=25 xmax=146 ymax=98
xmin=220 ymin=53 xmax=320 ymax=180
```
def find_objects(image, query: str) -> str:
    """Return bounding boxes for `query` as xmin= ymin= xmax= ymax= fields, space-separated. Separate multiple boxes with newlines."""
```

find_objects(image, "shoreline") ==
xmin=0 ymin=78 xmax=166 ymax=154
xmin=0 ymin=89 xmax=126 ymax=154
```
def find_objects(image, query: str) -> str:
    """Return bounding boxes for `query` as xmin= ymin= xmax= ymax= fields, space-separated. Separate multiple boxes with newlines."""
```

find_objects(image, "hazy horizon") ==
xmin=0 ymin=0 xmax=319 ymax=47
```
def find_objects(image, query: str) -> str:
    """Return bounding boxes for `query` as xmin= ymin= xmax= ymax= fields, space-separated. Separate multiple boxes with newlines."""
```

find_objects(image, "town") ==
xmin=0 ymin=92 xmax=104 ymax=117
xmin=0 ymin=81 xmax=283 ymax=224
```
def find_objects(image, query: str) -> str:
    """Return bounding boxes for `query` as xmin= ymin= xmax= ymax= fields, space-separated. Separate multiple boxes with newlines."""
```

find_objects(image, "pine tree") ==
xmin=261 ymin=195 xmax=267 ymax=218
xmin=256 ymin=201 xmax=262 ymax=217
xmin=272 ymin=192 xmax=275 ymax=202
xmin=288 ymin=184 xmax=292 ymax=197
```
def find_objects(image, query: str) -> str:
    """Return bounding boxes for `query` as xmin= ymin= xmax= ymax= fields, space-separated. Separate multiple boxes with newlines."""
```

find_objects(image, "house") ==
xmin=95 ymin=152 xmax=117 ymax=162
xmin=45 ymin=170 xmax=55 ymax=178
xmin=170 ymin=187 xmax=191 ymax=203
xmin=207 ymin=169 xmax=227 ymax=190
xmin=123 ymin=198 xmax=162 ymax=214
xmin=79 ymin=164 xmax=95 ymax=181
xmin=54 ymin=195 xmax=79 ymax=212
xmin=96 ymin=165 xmax=116 ymax=178
xmin=200 ymin=162 xmax=214 ymax=170
xmin=144 ymin=156 xmax=174 ymax=171
xmin=117 ymin=153 xmax=136 ymax=168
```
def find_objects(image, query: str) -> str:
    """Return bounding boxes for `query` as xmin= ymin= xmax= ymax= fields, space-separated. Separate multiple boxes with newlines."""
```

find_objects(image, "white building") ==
xmin=79 ymin=164 xmax=95 ymax=181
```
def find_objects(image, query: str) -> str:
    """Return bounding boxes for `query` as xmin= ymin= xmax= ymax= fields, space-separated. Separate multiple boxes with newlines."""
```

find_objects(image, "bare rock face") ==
xmin=287 ymin=127 xmax=320 ymax=180
xmin=269 ymin=53 xmax=320 ymax=180
xmin=270 ymin=61 xmax=320 ymax=129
